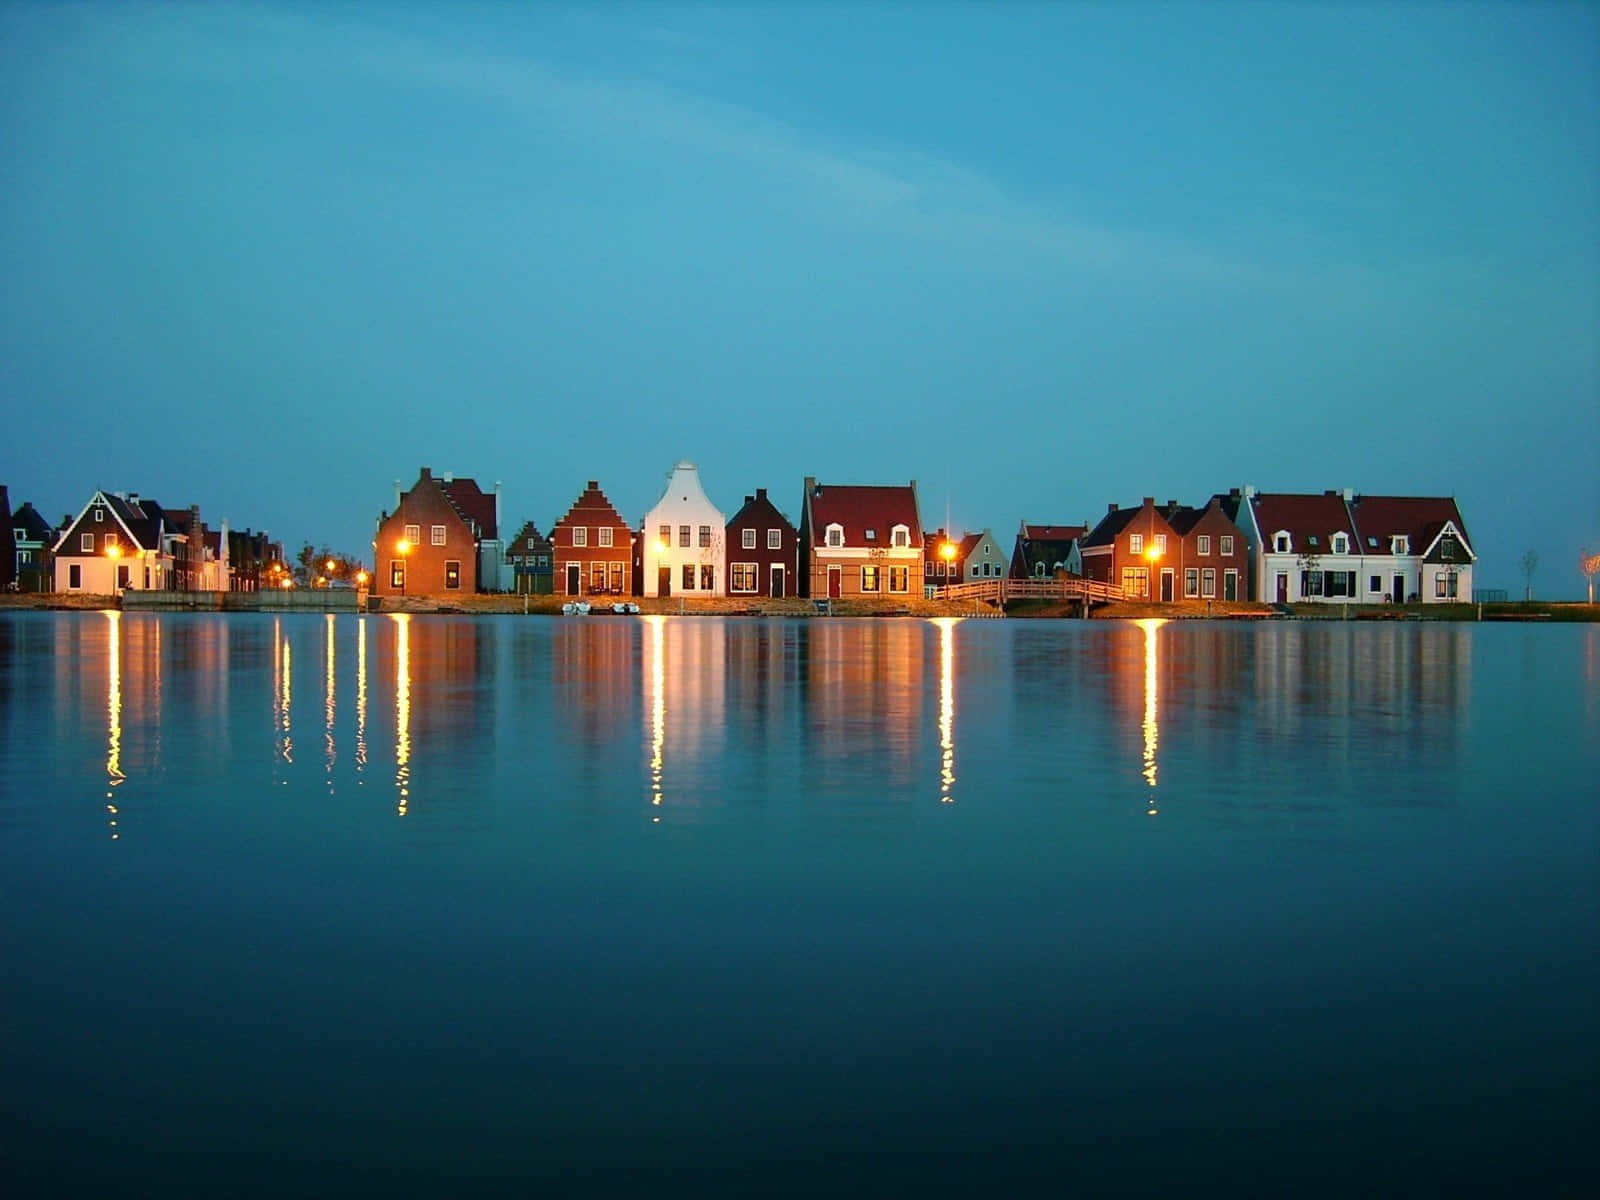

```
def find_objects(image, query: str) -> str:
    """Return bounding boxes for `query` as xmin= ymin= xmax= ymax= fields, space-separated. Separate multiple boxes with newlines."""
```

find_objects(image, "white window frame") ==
xmin=767 ymin=528 xmax=781 ymax=550
xmin=731 ymin=562 xmax=758 ymax=593
xmin=1392 ymin=536 xmax=1409 ymax=555
xmin=1154 ymin=534 xmax=1167 ymax=555
xmin=860 ymin=565 xmax=880 ymax=592
xmin=1331 ymin=533 xmax=1348 ymax=555
xmin=742 ymin=529 xmax=756 ymax=550
xmin=598 ymin=527 xmax=613 ymax=548
xmin=1273 ymin=532 xmax=1291 ymax=553
xmin=890 ymin=525 xmax=910 ymax=548
xmin=1202 ymin=567 xmax=1216 ymax=598
xmin=1130 ymin=534 xmax=1144 ymax=555
xmin=80 ymin=532 xmax=95 ymax=552
xmin=699 ymin=525 xmax=712 ymax=548
xmin=1196 ymin=535 xmax=1210 ymax=556
xmin=825 ymin=523 xmax=844 ymax=548
xmin=572 ymin=527 xmax=588 ymax=548
xmin=1184 ymin=568 xmax=1199 ymax=598
xmin=431 ymin=525 xmax=446 ymax=546
xmin=404 ymin=524 xmax=421 ymax=545
xmin=1221 ymin=535 xmax=1234 ymax=556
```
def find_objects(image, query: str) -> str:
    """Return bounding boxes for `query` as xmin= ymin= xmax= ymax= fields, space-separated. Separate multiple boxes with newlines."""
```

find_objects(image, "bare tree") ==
xmin=1581 ymin=548 xmax=1599 ymax=605
xmin=1520 ymin=549 xmax=1539 ymax=601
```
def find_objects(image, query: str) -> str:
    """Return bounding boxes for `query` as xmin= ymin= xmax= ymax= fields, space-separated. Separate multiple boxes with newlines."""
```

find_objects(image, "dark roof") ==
xmin=728 ymin=488 xmax=795 ymax=531
xmin=1248 ymin=492 xmax=1360 ymax=551
xmin=1022 ymin=523 xmax=1085 ymax=542
xmin=439 ymin=476 xmax=498 ymax=541
xmin=12 ymin=502 xmax=54 ymax=542
xmin=807 ymin=482 xmax=920 ymax=547
xmin=505 ymin=520 xmax=552 ymax=558
xmin=1347 ymin=495 xmax=1472 ymax=558
xmin=1082 ymin=506 xmax=1143 ymax=547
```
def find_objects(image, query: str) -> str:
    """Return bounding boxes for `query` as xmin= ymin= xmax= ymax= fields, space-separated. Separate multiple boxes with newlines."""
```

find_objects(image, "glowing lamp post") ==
xmin=1144 ymin=543 xmax=1162 ymax=602
xmin=395 ymin=539 xmax=411 ymax=596
xmin=105 ymin=543 xmax=123 ymax=595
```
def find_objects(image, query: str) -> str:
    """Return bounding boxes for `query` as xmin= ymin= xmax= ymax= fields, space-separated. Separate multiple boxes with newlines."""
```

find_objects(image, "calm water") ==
xmin=1 ymin=612 xmax=1594 ymax=1195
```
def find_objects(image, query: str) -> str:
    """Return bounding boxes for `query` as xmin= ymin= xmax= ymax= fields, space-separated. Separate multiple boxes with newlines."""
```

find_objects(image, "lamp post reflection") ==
xmin=930 ymin=617 xmax=961 ymax=802
xmin=355 ymin=616 xmax=368 ymax=772
xmin=273 ymin=618 xmax=293 ymax=764
xmin=1137 ymin=618 xmax=1165 ymax=811
xmin=646 ymin=615 xmax=665 ymax=817
xmin=393 ymin=613 xmax=411 ymax=815
xmin=105 ymin=611 xmax=124 ymax=839
xmin=324 ymin=614 xmax=337 ymax=781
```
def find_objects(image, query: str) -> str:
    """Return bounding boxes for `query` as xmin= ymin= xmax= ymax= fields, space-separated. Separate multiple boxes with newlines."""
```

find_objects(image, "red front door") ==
xmin=827 ymin=566 xmax=842 ymax=599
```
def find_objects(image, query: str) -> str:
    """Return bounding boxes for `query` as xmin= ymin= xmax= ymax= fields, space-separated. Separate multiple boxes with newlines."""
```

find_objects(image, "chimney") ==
xmin=1342 ymin=487 xmax=1353 ymax=502
xmin=128 ymin=492 xmax=139 ymax=506
xmin=1142 ymin=496 xmax=1154 ymax=508
xmin=394 ymin=479 xmax=402 ymax=507
xmin=1166 ymin=499 xmax=1177 ymax=510
xmin=1244 ymin=485 xmax=1257 ymax=498
xmin=1107 ymin=502 xmax=1118 ymax=514
xmin=805 ymin=476 xmax=817 ymax=497
xmin=420 ymin=467 xmax=431 ymax=480
xmin=744 ymin=495 xmax=754 ymax=506
xmin=1229 ymin=487 xmax=1241 ymax=498
xmin=494 ymin=481 xmax=503 ymax=539
xmin=756 ymin=487 xmax=767 ymax=501
xmin=587 ymin=480 xmax=598 ymax=491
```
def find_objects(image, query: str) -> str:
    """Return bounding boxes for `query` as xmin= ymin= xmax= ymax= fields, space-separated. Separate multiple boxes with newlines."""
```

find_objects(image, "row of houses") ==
xmin=1 ymin=485 xmax=284 ymax=594
xmin=371 ymin=465 xmax=1476 ymax=606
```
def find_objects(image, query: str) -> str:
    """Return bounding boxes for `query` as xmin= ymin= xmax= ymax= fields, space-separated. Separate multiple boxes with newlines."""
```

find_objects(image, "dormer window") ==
xmin=1307 ymin=535 xmax=1319 ymax=547
xmin=1391 ymin=536 xmax=1409 ymax=555
xmin=865 ymin=528 xmax=877 ymax=540
xmin=891 ymin=525 xmax=910 ymax=548
xmin=1367 ymin=536 xmax=1378 ymax=548
xmin=1273 ymin=533 xmax=1291 ymax=553
xmin=1331 ymin=533 xmax=1348 ymax=554
xmin=825 ymin=524 xmax=844 ymax=548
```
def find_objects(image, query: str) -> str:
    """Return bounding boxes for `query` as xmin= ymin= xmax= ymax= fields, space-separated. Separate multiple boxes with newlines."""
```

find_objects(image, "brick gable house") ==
xmin=1081 ymin=497 xmax=1183 ymax=601
xmin=797 ymin=477 xmax=922 ymax=600
xmin=552 ymin=480 xmax=634 ymax=597
xmin=725 ymin=487 xmax=798 ymax=598
xmin=373 ymin=467 xmax=498 ymax=596
xmin=1165 ymin=496 xmax=1250 ymax=602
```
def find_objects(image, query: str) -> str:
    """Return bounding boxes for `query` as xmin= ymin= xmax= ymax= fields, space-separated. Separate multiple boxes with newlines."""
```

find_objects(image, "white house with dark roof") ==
xmin=642 ymin=461 xmax=727 ymax=597
xmin=52 ymin=490 xmax=175 ymax=593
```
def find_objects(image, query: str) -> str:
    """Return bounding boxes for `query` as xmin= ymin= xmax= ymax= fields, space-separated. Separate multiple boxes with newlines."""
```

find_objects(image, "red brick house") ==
xmin=551 ymin=480 xmax=633 ymax=597
xmin=797 ymin=477 xmax=922 ymax=600
xmin=923 ymin=528 xmax=963 ymax=591
xmin=373 ymin=467 xmax=496 ymax=596
xmin=1166 ymin=497 xmax=1250 ymax=602
xmin=1081 ymin=497 xmax=1183 ymax=601
xmin=725 ymin=487 xmax=798 ymax=598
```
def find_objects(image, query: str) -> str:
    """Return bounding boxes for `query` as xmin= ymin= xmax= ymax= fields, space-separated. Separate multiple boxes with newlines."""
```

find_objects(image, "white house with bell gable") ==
xmin=641 ymin=461 xmax=727 ymax=598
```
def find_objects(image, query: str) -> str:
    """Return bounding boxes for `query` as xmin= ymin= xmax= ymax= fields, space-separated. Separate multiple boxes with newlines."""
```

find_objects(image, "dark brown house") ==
xmin=724 ymin=488 xmax=798 ymax=598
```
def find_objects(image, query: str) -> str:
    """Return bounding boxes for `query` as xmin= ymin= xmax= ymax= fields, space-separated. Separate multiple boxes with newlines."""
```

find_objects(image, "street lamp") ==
xmin=395 ymin=539 xmax=411 ymax=596
xmin=105 ymin=543 xmax=123 ymax=595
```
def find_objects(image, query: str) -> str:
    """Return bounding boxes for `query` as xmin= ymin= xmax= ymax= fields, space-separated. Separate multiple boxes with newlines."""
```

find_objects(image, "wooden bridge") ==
xmin=934 ymin=576 xmax=1125 ymax=607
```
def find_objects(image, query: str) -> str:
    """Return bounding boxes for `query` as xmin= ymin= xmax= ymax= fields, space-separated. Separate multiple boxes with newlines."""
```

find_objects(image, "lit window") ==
xmin=598 ymin=527 xmax=613 ymax=548
xmin=889 ymin=566 xmax=908 ymax=593
xmin=104 ymin=533 xmax=117 ymax=550
xmin=591 ymin=563 xmax=606 ymax=592
xmin=1197 ymin=535 xmax=1210 ymax=556
xmin=444 ymin=560 xmax=461 ymax=589
xmin=573 ymin=527 xmax=587 ymax=547
xmin=742 ymin=529 xmax=756 ymax=550
xmin=658 ymin=525 xmax=670 ymax=546
xmin=1154 ymin=534 xmax=1167 ymax=554
xmin=390 ymin=561 xmax=404 ymax=589
xmin=610 ymin=563 xmax=624 ymax=593
xmin=405 ymin=524 xmax=420 ymax=545
xmin=767 ymin=529 xmax=781 ymax=550
xmin=731 ymin=563 xmax=757 ymax=592
xmin=861 ymin=565 xmax=880 ymax=592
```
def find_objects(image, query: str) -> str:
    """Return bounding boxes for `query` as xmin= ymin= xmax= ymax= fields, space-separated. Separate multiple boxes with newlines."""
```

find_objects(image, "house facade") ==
xmin=552 ymin=480 xmax=633 ymax=597
xmin=11 ymin=501 xmax=57 ymax=591
xmin=0 ymin=487 xmax=14 ymax=591
xmin=797 ymin=477 xmax=922 ymax=600
xmin=1009 ymin=522 xmax=1086 ymax=580
xmin=505 ymin=520 xmax=554 ymax=595
xmin=1081 ymin=498 xmax=1183 ymax=600
xmin=52 ymin=490 xmax=175 ymax=593
xmin=1166 ymin=497 xmax=1250 ymax=602
xmin=725 ymin=487 xmax=798 ymax=598
xmin=373 ymin=467 xmax=490 ymax=596
xmin=642 ymin=461 xmax=727 ymax=598
xmin=924 ymin=528 xmax=1007 ymax=594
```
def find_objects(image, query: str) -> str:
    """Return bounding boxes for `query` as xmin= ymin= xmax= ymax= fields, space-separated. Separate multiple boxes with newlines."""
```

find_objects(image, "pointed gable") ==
xmin=804 ymin=480 xmax=921 ymax=549
xmin=1347 ymin=495 xmax=1474 ymax=561
xmin=552 ymin=480 xmax=631 ymax=546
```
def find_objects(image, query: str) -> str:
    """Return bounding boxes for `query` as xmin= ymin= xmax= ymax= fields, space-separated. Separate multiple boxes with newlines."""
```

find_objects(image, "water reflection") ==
xmin=324 ymin=614 xmax=336 ymax=780
xmin=647 ymin=616 xmax=665 ymax=814
xmin=1138 ymin=618 xmax=1164 ymax=808
xmin=355 ymin=617 xmax=368 ymax=773
xmin=931 ymin=618 xmax=960 ymax=803
xmin=394 ymin=613 xmax=411 ymax=816
xmin=273 ymin=618 xmax=293 ymax=764
xmin=105 ymin=611 xmax=123 ymax=839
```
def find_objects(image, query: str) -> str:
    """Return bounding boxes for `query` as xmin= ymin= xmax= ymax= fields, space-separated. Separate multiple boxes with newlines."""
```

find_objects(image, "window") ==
xmin=1392 ymin=536 xmax=1409 ymax=555
xmin=1439 ymin=536 xmax=1459 ymax=561
xmin=1154 ymin=534 xmax=1167 ymax=555
xmin=1273 ymin=533 xmax=1290 ymax=553
xmin=700 ymin=564 xmax=714 ymax=590
xmin=923 ymin=560 xmax=932 ymax=577
xmin=572 ymin=527 xmax=588 ymax=547
xmin=1130 ymin=534 xmax=1144 ymax=555
xmin=679 ymin=525 xmax=691 ymax=548
xmin=1184 ymin=568 xmax=1199 ymax=598
xmin=444 ymin=560 xmax=461 ymax=589
xmin=658 ymin=525 xmax=670 ymax=546
xmin=1436 ymin=573 xmax=1458 ymax=599
xmin=431 ymin=525 xmax=446 ymax=546
xmin=598 ymin=527 xmax=613 ymax=548
xmin=682 ymin=563 xmax=696 ymax=590
xmin=104 ymin=533 xmax=117 ymax=550
xmin=891 ymin=526 xmax=910 ymax=548
xmin=861 ymin=565 xmax=880 ymax=592
xmin=935 ymin=561 xmax=946 ymax=578
xmin=591 ymin=563 xmax=607 ymax=592
xmin=80 ymin=533 xmax=95 ymax=552
xmin=69 ymin=564 xmax=82 ymax=589
xmin=1368 ymin=536 xmax=1379 ymax=548
xmin=527 ymin=537 xmax=538 ymax=550
xmin=1331 ymin=534 xmax=1348 ymax=554
xmin=1326 ymin=571 xmax=1355 ymax=598
xmin=1370 ymin=575 xmax=1382 ymax=593
xmin=405 ymin=524 xmax=420 ymax=545
xmin=699 ymin=526 xmax=711 ymax=548
xmin=1307 ymin=535 xmax=1319 ymax=547
xmin=1120 ymin=566 xmax=1149 ymax=598
xmin=1197 ymin=535 xmax=1210 ymax=556
xmin=94 ymin=508 xmax=104 ymax=522
xmin=742 ymin=529 xmax=757 ymax=550
xmin=1202 ymin=568 xmax=1216 ymax=598
xmin=767 ymin=529 xmax=781 ymax=550
xmin=731 ymin=563 xmax=758 ymax=592
xmin=1302 ymin=570 xmax=1324 ymax=597
xmin=1034 ymin=563 xmax=1046 ymax=577
xmin=889 ymin=566 xmax=909 ymax=593
xmin=390 ymin=561 xmax=405 ymax=589
xmin=865 ymin=528 xmax=877 ymax=541
xmin=825 ymin=524 xmax=843 ymax=548
xmin=610 ymin=563 xmax=625 ymax=593
xmin=1221 ymin=535 xmax=1235 ymax=556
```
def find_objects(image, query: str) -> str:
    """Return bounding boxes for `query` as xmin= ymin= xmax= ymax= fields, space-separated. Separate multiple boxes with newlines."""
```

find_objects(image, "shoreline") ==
xmin=3 ymin=593 xmax=1595 ymax=622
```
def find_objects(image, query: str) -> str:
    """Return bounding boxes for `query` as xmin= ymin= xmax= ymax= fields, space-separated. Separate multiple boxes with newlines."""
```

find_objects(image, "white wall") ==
xmin=641 ymin=462 xmax=727 ymax=597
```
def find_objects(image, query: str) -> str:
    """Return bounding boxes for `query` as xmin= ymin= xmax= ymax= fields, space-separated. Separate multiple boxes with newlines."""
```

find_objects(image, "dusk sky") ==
xmin=3 ymin=2 xmax=1596 ymax=593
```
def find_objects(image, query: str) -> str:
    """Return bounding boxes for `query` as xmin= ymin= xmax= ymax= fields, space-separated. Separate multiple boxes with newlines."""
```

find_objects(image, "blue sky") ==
xmin=3 ymin=2 xmax=1596 ymax=593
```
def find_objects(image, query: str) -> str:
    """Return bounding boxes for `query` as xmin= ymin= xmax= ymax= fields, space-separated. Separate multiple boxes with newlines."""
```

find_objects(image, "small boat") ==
xmin=561 ymin=601 xmax=591 ymax=616
xmin=610 ymin=602 xmax=640 ymax=615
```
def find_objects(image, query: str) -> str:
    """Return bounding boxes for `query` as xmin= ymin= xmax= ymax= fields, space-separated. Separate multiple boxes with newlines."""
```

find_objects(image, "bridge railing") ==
xmin=935 ymin=576 xmax=1124 ymax=604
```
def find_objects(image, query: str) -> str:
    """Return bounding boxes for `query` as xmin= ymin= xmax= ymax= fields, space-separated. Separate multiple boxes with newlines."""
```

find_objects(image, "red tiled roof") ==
xmin=808 ymin=483 xmax=920 ymax=548
xmin=1023 ymin=524 xmax=1085 ymax=542
xmin=439 ymin=477 xmax=498 ymax=541
xmin=1249 ymin=493 xmax=1359 ymax=550
xmin=1347 ymin=495 xmax=1471 ymax=558
xmin=553 ymin=480 xmax=631 ymax=534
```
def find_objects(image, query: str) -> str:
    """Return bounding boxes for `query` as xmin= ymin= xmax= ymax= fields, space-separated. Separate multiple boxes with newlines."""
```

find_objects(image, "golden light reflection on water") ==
xmin=393 ymin=613 xmax=411 ymax=816
xmin=273 ymin=618 xmax=293 ymax=764
xmin=647 ymin=615 xmax=665 ymax=817
xmin=930 ymin=617 xmax=961 ymax=803
xmin=1137 ymin=618 xmax=1165 ymax=810
xmin=324 ymin=614 xmax=337 ymax=780
xmin=355 ymin=617 xmax=368 ymax=772
xmin=105 ymin=611 xmax=123 ymax=839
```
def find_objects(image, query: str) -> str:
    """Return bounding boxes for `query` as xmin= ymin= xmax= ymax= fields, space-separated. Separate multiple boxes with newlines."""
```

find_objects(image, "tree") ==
xmin=1295 ymin=543 xmax=1323 ymax=602
xmin=1520 ymin=549 xmax=1539 ymax=601
xmin=1581 ymin=548 xmax=1600 ymax=605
